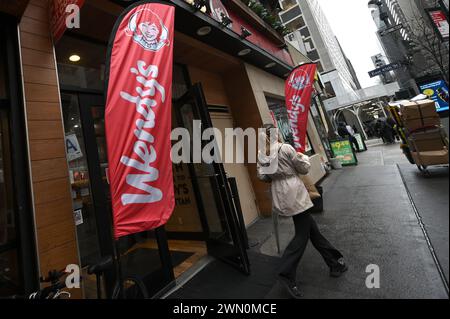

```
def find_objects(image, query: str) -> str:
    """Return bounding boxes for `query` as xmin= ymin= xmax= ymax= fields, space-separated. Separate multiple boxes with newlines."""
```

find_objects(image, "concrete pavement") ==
xmin=397 ymin=164 xmax=449 ymax=285
xmin=248 ymin=140 xmax=449 ymax=299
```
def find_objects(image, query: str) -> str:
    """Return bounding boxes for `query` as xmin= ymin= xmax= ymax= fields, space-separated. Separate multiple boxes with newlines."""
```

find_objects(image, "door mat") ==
xmin=122 ymin=248 xmax=194 ymax=278
xmin=168 ymin=251 xmax=281 ymax=299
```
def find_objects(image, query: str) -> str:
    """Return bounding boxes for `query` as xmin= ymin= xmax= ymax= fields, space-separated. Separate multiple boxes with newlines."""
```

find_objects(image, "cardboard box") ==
xmin=410 ymin=137 xmax=445 ymax=152
xmin=404 ymin=117 xmax=441 ymax=133
xmin=400 ymin=100 xmax=439 ymax=120
xmin=400 ymin=100 xmax=441 ymax=132
xmin=412 ymin=150 xmax=449 ymax=166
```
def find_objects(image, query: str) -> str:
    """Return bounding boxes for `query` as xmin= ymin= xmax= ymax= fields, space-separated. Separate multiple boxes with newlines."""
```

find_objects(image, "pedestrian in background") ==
xmin=379 ymin=119 xmax=395 ymax=144
xmin=386 ymin=116 xmax=399 ymax=142
xmin=338 ymin=122 xmax=360 ymax=152
xmin=257 ymin=124 xmax=348 ymax=299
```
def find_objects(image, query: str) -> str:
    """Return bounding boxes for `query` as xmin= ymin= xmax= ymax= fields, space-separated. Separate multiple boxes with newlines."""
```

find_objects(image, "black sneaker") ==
xmin=278 ymin=276 xmax=304 ymax=299
xmin=330 ymin=258 xmax=348 ymax=278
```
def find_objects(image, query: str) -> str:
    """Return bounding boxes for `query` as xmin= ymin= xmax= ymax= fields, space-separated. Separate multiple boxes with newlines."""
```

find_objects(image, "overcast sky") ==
xmin=317 ymin=0 xmax=384 ymax=88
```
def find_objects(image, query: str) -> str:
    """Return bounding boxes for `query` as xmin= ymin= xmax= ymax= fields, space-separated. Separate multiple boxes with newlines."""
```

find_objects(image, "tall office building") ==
xmin=368 ymin=0 xmax=449 ymax=95
xmin=278 ymin=0 xmax=361 ymax=102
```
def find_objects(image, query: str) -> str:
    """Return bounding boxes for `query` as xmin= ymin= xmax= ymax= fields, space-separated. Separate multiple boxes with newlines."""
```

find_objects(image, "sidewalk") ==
xmin=249 ymin=141 xmax=448 ymax=299
xmin=169 ymin=141 xmax=449 ymax=299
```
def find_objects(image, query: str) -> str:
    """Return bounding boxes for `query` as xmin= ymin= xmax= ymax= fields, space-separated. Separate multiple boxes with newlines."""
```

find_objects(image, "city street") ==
xmin=170 ymin=141 xmax=449 ymax=299
xmin=1 ymin=0 xmax=449 ymax=303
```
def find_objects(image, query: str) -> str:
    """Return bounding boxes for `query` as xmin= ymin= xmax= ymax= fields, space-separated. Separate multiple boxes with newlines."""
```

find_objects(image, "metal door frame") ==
xmin=173 ymin=83 xmax=250 ymax=275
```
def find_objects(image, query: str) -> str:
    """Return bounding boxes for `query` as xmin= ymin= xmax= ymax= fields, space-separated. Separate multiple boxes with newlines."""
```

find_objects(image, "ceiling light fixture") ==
xmin=197 ymin=26 xmax=212 ymax=36
xmin=69 ymin=55 xmax=81 ymax=62
xmin=237 ymin=48 xmax=251 ymax=56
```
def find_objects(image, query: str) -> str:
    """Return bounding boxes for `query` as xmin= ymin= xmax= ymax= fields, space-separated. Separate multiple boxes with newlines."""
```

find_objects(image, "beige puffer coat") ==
xmin=257 ymin=142 xmax=313 ymax=217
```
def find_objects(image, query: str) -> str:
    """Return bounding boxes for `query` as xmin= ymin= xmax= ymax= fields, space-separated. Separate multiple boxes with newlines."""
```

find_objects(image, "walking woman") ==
xmin=257 ymin=125 xmax=347 ymax=299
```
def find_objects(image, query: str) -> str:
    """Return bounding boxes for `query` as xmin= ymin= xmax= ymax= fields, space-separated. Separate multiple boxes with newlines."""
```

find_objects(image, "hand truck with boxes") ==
xmin=388 ymin=98 xmax=449 ymax=174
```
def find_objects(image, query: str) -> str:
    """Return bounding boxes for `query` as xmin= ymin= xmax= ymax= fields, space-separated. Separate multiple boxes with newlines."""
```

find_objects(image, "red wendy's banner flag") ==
xmin=285 ymin=63 xmax=317 ymax=153
xmin=105 ymin=1 xmax=175 ymax=238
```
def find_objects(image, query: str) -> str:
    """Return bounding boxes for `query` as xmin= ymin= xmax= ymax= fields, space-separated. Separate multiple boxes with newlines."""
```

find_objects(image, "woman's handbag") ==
xmin=299 ymin=174 xmax=324 ymax=213
xmin=299 ymin=174 xmax=321 ymax=199
xmin=310 ymin=186 xmax=324 ymax=213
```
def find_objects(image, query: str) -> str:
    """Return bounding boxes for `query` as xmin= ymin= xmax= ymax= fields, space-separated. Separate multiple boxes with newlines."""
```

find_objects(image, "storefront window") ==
xmin=0 ymin=25 xmax=22 ymax=296
xmin=55 ymin=31 xmax=196 ymax=296
xmin=173 ymin=64 xmax=189 ymax=100
xmin=0 ymin=107 xmax=22 ymax=296
xmin=266 ymin=96 xmax=315 ymax=156
xmin=61 ymin=93 xmax=102 ymax=268
xmin=0 ymin=50 xmax=6 ymax=99
xmin=311 ymin=96 xmax=332 ymax=155
xmin=56 ymin=36 xmax=106 ymax=91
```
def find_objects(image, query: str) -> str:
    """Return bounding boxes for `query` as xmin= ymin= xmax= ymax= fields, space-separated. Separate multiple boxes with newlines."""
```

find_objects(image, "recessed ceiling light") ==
xmin=197 ymin=26 xmax=211 ymax=36
xmin=264 ymin=62 xmax=276 ymax=69
xmin=238 ymin=48 xmax=251 ymax=56
xmin=69 ymin=55 xmax=81 ymax=62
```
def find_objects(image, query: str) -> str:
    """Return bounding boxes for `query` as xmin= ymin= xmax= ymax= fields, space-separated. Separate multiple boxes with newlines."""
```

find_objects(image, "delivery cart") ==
xmin=388 ymin=99 xmax=449 ymax=174
xmin=406 ymin=127 xmax=449 ymax=173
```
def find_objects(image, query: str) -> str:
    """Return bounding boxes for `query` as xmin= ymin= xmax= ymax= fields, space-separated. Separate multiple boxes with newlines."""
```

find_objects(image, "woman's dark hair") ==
xmin=263 ymin=124 xmax=276 ymax=156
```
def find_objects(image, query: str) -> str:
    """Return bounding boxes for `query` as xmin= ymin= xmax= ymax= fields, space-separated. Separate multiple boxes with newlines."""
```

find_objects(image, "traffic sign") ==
xmin=368 ymin=62 xmax=403 ymax=78
xmin=380 ymin=24 xmax=403 ymax=36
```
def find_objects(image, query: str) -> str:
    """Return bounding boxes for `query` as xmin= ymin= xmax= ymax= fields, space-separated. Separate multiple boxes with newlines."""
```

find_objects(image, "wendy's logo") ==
xmin=288 ymin=70 xmax=311 ymax=91
xmin=125 ymin=8 xmax=170 ymax=52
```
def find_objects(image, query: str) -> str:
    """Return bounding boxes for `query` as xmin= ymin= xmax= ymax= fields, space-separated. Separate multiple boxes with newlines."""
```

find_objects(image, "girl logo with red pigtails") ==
xmin=125 ymin=8 xmax=170 ymax=52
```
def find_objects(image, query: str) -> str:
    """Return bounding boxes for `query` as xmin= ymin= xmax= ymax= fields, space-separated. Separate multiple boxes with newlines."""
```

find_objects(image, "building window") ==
xmin=281 ymin=0 xmax=298 ymax=11
xmin=286 ymin=15 xmax=306 ymax=31
xmin=306 ymin=49 xmax=320 ymax=61
xmin=316 ymin=61 xmax=324 ymax=73
xmin=300 ymin=27 xmax=311 ymax=38
xmin=280 ymin=5 xmax=302 ymax=23
xmin=324 ymin=81 xmax=336 ymax=97
xmin=303 ymin=38 xmax=315 ymax=52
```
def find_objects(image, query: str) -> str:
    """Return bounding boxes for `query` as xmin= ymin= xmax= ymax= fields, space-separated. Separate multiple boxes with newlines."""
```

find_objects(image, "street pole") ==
xmin=353 ymin=105 xmax=368 ymax=140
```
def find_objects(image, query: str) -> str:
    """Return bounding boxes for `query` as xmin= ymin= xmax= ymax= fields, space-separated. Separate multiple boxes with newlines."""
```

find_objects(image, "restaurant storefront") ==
xmin=1 ymin=0 xmax=330 ymax=298
xmin=0 ymin=6 xmax=39 ymax=298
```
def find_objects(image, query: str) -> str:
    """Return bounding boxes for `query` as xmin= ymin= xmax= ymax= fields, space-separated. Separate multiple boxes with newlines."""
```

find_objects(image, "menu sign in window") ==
xmin=330 ymin=139 xmax=358 ymax=166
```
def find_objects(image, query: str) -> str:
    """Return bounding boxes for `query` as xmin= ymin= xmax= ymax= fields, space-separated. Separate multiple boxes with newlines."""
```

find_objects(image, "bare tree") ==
xmin=406 ymin=0 xmax=449 ymax=84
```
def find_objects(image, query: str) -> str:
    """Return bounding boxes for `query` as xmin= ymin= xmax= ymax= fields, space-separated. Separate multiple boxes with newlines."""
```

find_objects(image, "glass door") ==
xmin=173 ymin=84 xmax=250 ymax=275
xmin=0 ymin=105 xmax=22 ymax=296
xmin=76 ymin=93 xmax=174 ymax=298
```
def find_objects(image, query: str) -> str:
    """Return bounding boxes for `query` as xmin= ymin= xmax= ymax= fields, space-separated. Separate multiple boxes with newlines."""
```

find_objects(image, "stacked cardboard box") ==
xmin=412 ymin=150 xmax=448 ymax=166
xmin=409 ymin=129 xmax=445 ymax=152
xmin=400 ymin=100 xmax=440 ymax=132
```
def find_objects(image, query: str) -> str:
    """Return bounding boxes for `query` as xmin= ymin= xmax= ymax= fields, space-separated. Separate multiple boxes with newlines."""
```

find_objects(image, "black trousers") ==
xmin=278 ymin=211 xmax=343 ymax=282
